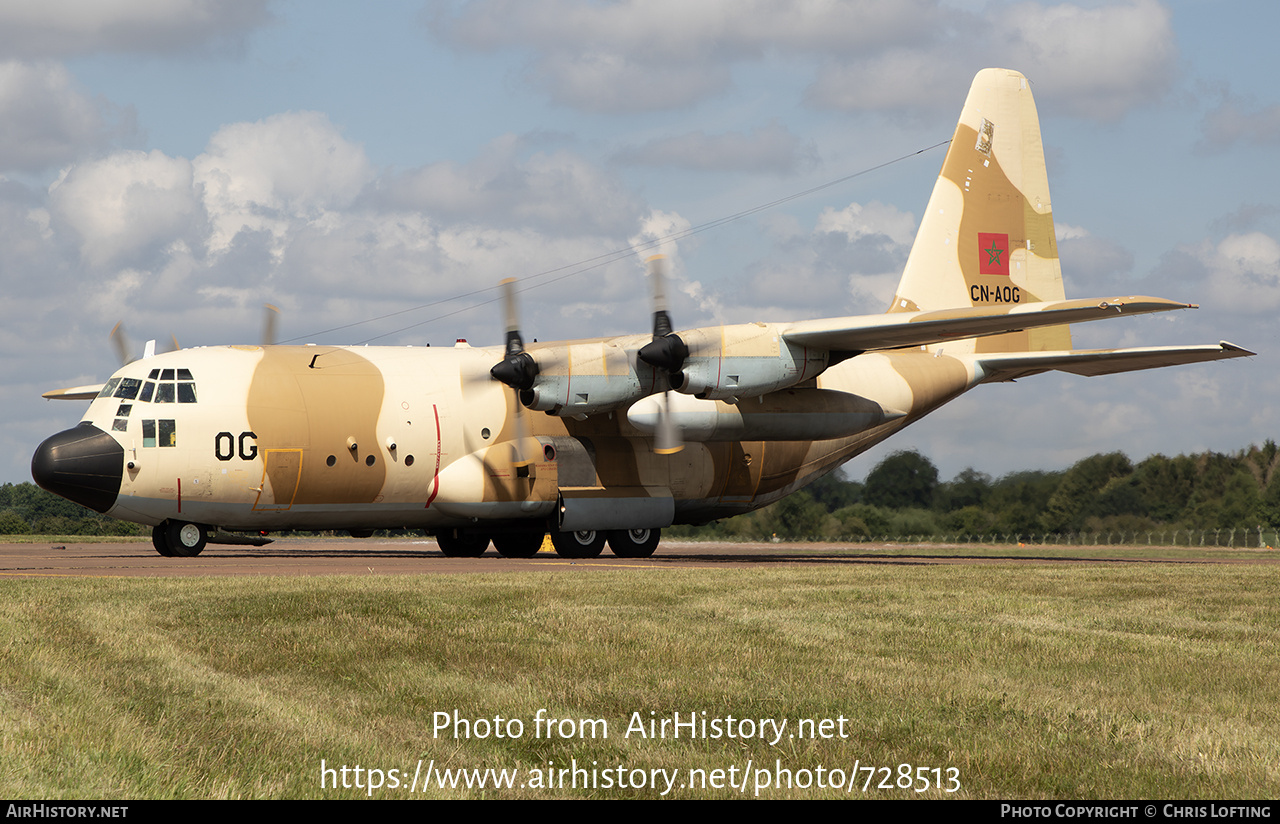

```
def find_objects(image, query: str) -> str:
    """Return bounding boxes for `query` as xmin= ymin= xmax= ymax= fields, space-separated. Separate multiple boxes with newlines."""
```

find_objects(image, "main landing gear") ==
xmin=606 ymin=528 xmax=660 ymax=558
xmin=152 ymin=520 xmax=208 ymax=557
xmin=436 ymin=528 xmax=546 ymax=558
xmin=549 ymin=528 xmax=660 ymax=558
xmin=550 ymin=529 xmax=606 ymax=559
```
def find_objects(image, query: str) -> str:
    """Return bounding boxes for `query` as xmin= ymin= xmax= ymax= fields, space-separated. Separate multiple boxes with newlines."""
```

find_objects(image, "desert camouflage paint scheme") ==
xmin=32 ymin=69 xmax=1251 ymax=559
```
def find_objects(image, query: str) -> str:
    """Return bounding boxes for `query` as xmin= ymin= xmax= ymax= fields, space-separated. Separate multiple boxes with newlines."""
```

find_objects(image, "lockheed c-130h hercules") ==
xmin=32 ymin=68 xmax=1252 ymax=560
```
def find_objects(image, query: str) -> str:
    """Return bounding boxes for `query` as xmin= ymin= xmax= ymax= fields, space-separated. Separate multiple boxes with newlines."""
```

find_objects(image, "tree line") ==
xmin=5 ymin=440 xmax=1279 ymax=539
xmin=667 ymin=441 xmax=1280 ymax=541
xmin=0 ymin=482 xmax=147 ymax=536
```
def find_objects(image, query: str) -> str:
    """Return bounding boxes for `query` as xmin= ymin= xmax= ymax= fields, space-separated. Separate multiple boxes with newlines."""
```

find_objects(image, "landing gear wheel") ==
xmin=607 ymin=528 xmax=660 ymax=558
xmin=152 ymin=524 xmax=175 ymax=557
xmin=492 ymin=531 xmax=545 ymax=558
xmin=165 ymin=521 xmax=207 ymax=557
xmin=551 ymin=529 xmax=605 ymax=559
xmin=436 ymin=530 xmax=489 ymax=557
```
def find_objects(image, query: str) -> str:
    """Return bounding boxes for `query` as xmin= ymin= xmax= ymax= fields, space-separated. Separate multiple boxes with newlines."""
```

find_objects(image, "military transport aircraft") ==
xmin=32 ymin=69 xmax=1252 ymax=560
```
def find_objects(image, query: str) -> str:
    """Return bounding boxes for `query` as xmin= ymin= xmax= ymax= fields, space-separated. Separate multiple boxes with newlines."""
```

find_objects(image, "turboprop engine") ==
xmin=517 ymin=338 xmax=660 ymax=417
xmin=648 ymin=323 xmax=830 ymax=401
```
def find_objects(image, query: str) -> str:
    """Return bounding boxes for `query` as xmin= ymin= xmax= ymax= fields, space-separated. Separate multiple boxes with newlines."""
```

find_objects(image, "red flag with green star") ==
xmin=978 ymin=232 xmax=1009 ymax=276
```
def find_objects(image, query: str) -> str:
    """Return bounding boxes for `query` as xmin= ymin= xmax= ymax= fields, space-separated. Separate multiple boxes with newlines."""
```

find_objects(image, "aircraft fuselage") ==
xmin=32 ymin=341 xmax=977 ymax=535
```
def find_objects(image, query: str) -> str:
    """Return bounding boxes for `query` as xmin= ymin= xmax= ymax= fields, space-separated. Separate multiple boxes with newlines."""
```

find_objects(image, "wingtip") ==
xmin=1219 ymin=341 xmax=1256 ymax=356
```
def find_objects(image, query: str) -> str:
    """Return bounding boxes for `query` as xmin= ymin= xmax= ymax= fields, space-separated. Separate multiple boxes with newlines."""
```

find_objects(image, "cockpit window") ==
xmin=147 ymin=369 xmax=197 ymax=403
xmin=97 ymin=378 xmax=121 ymax=399
xmin=113 ymin=378 xmax=141 ymax=400
xmin=139 ymin=382 xmax=154 ymax=402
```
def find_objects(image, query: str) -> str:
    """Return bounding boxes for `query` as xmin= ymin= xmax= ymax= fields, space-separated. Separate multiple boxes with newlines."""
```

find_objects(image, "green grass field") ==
xmin=2 ymin=556 xmax=1277 ymax=798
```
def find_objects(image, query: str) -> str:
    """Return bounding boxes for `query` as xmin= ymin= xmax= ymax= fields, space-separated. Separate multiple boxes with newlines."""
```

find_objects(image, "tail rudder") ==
xmin=890 ymin=68 xmax=1070 ymax=353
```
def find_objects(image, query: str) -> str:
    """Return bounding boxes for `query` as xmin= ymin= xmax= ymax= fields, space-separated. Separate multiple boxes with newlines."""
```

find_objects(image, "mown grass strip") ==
xmin=2 ymin=564 xmax=1277 ymax=798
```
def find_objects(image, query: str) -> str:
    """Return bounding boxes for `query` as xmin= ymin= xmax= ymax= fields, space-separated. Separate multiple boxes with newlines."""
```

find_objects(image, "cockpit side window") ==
xmin=98 ymin=378 xmax=122 ymax=399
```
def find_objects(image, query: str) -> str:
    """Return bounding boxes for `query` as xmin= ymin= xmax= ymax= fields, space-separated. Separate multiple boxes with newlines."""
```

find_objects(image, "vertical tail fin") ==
xmin=890 ymin=68 xmax=1070 ymax=353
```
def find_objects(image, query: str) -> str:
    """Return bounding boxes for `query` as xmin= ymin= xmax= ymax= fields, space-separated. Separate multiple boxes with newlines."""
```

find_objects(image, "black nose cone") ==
xmin=31 ymin=423 xmax=124 ymax=513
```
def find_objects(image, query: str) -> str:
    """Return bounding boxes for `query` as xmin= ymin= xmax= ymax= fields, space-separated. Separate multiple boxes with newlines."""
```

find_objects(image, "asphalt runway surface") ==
xmin=2 ymin=538 xmax=1278 ymax=578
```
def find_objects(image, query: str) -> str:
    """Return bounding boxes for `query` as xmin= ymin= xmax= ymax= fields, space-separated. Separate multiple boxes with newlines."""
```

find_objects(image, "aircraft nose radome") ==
xmin=31 ymin=423 xmax=124 ymax=514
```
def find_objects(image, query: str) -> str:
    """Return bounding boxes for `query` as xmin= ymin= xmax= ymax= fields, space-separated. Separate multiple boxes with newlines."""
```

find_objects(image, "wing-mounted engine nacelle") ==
xmin=521 ymin=338 xmax=661 ymax=417
xmin=667 ymin=324 xmax=829 ymax=401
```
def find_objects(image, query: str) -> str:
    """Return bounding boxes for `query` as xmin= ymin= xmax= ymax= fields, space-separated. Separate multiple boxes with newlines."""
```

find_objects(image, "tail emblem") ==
xmin=978 ymin=233 xmax=1010 ymax=276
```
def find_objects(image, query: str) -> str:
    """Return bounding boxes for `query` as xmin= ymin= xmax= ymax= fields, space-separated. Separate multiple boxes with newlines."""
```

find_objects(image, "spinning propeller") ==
xmin=488 ymin=278 xmax=535 ymax=467
xmin=637 ymin=255 xmax=686 ymax=454
xmin=108 ymin=323 xmax=179 ymax=365
xmin=108 ymin=304 xmax=281 ymax=366
xmin=488 ymin=259 xmax=686 ymax=458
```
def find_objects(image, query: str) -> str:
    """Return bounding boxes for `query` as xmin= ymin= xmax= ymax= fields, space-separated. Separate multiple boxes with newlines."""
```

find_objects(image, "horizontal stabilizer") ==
xmin=782 ymin=296 xmax=1193 ymax=354
xmin=976 ymin=342 xmax=1254 ymax=382
xmin=42 ymin=384 xmax=104 ymax=401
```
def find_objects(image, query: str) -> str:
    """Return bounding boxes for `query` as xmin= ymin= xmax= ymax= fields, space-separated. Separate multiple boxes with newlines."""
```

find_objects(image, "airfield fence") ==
xmin=736 ymin=528 xmax=1280 ymax=548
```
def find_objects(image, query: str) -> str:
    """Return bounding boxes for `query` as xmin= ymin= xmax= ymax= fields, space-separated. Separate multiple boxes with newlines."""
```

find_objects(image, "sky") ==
xmin=2 ymin=0 xmax=1277 ymax=485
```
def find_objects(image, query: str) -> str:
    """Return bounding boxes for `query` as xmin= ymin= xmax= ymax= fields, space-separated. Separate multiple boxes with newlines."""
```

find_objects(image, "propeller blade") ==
xmin=638 ymin=256 xmax=686 ymax=454
xmin=490 ymin=278 xmax=540 ymax=390
xmin=491 ymin=277 xmax=535 ymax=467
xmin=109 ymin=322 xmax=132 ymax=365
xmin=654 ymin=391 xmax=684 ymax=455
xmin=262 ymin=303 xmax=280 ymax=346
xmin=647 ymin=254 xmax=673 ymax=338
xmin=511 ymin=398 xmax=533 ymax=468
xmin=500 ymin=278 xmax=523 ymax=356
xmin=638 ymin=254 xmax=688 ymax=374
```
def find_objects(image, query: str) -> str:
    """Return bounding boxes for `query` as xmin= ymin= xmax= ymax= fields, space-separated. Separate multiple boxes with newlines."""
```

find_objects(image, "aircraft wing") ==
xmin=781 ymin=296 xmax=1193 ymax=353
xmin=42 ymin=384 xmax=104 ymax=401
xmin=974 ymin=342 xmax=1254 ymax=383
